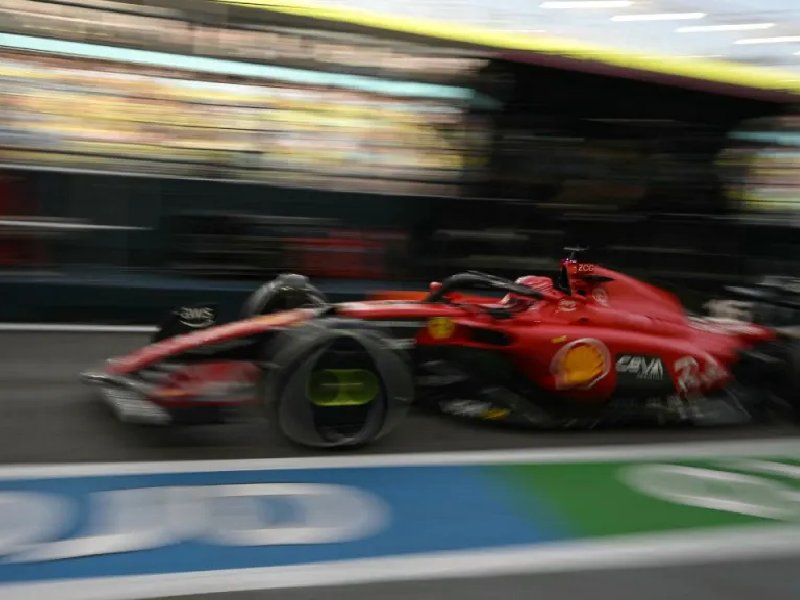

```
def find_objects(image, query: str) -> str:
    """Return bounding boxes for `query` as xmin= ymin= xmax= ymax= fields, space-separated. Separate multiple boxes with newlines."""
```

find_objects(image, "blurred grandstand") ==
xmin=0 ymin=0 xmax=798 ymax=322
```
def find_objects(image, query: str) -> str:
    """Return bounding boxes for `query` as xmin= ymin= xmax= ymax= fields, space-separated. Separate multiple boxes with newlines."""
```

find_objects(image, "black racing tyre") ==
xmin=262 ymin=319 xmax=413 ymax=448
xmin=241 ymin=273 xmax=328 ymax=318
xmin=751 ymin=303 xmax=800 ymax=329
xmin=782 ymin=340 xmax=800 ymax=421
xmin=757 ymin=337 xmax=800 ymax=422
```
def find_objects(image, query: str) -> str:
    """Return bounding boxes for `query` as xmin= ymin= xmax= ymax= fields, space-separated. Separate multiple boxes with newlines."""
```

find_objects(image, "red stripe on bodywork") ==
xmin=336 ymin=301 xmax=470 ymax=320
xmin=108 ymin=309 xmax=317 ymax=374
xmin=366 ymin=291 xmax=501 ymax=304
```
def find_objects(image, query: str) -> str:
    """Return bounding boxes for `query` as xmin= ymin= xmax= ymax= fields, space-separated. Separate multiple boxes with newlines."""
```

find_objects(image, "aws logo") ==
xmin=176 ymin=306 xmax=215 ymax=328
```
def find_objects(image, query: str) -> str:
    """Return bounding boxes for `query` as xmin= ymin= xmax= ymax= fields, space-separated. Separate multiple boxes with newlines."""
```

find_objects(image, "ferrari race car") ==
xmin=82 ymin=249 xmax=800 ymax=448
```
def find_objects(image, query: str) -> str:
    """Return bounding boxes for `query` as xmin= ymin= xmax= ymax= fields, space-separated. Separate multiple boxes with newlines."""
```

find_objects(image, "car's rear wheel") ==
xmin=779 ymin=339 xmax=800 ymax=421
xmin=747 ymin=337 xmax=800 ymax=422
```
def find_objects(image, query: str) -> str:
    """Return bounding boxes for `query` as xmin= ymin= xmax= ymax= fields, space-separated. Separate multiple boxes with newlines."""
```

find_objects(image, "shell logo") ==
xmin=427 ymin=317 xmax=456 ymax=340
xmin=550 ymin=338 xmax=610 ymax=390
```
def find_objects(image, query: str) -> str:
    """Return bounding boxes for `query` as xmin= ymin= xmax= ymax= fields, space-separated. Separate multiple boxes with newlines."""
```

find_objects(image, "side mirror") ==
xmin=429 ymin=281 xmax=443 ymax=294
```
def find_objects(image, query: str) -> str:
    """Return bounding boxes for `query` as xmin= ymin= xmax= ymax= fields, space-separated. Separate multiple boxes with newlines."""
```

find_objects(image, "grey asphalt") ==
xmin=0 ymin=331 xmax=798 ymax=600
xmin=170 ymin=558 xmax=800 ymax=600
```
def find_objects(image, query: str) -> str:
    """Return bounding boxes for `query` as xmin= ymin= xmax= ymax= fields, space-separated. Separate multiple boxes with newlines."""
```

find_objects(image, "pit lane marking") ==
xmin=1 ymin=440 xmax=798 ymax=599
xmin=2 ymin=524 xmax=799 ymax=600
xmin=0 ymin=323 xmax=157 ymax=333
xmin=0 ymin=438 xmax=797 ymax=479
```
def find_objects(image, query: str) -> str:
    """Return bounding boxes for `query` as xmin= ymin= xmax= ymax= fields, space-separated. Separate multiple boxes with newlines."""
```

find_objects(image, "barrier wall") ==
xmin=2 ymin=165 xmax=798 ymax=323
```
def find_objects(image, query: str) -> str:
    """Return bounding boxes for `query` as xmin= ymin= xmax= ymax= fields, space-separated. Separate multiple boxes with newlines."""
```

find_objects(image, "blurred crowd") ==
xmin=719 ymin=114 xmax=800 ymax=213
xmin=0 ymin=0 xmax=798 ymax=290
xmin=1 ymin=0 xmax=798 ymax=209
xmin=0 ymin=50 xmax=485 ymax=194
xmin=0 ymin=0 xmax=484 ymax=78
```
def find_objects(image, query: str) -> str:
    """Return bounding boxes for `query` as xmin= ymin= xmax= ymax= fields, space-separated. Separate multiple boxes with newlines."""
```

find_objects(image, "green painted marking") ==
xmin=307 ymin=368 xmax=379 ymax=407
xmin=491 ymin=456 xmax=800 ymax=538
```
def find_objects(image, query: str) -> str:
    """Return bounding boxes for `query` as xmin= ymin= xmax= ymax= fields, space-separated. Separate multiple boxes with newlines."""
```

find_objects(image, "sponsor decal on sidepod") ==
xmin=550 ymin=338 xmax=610 ymax=390
xmin=615 ymin=355 xmax=665 ymax=381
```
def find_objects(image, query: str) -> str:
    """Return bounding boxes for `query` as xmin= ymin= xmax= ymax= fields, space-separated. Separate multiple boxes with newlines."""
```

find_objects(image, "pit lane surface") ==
xmin=1 ymin=331 xmax=798 ymax=600
xmin=176 ymin=559 xmax=800 ymax=600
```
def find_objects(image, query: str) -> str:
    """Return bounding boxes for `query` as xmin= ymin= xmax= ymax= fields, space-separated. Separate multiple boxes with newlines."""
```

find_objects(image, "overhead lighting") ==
xmin=611 ymin=13 xmax=705 ymax=22
xmin=735 ymin=36 xmax=800 ymax=45
xmin=541 ymin=1 xmax=634 ymax=8
xmin=676 ymin=23 xmax=775 ymax=33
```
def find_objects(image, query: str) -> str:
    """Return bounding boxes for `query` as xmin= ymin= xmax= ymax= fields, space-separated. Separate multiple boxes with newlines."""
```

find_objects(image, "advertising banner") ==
xmin=0 ymin=441 xmax=798 ymax=598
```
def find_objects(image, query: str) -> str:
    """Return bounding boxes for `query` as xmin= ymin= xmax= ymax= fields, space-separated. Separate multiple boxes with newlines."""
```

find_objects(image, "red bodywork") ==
xmin=104 ymin=260 xmax=777 ymax=408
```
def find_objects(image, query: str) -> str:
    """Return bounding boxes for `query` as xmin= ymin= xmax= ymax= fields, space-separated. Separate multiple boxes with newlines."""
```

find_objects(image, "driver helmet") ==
xmin=502 ymin=275 xmax=553 ymax=309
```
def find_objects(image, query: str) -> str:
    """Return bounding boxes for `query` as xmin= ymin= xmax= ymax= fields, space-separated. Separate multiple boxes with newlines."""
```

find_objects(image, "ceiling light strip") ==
xmin=676 ymin=23 xmax=774 ymax=33
xmin=735 ymin=36 xmax=800 ymax=45
xmin=216 ymin=0 xmax=800 ymax=96
xmin=611 ymin=13 xmax=705 ymax=22
xmin=540 ymin=1 xmax=633 ymax=8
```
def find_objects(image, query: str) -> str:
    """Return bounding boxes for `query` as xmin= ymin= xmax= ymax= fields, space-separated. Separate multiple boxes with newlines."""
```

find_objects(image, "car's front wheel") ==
xmin=261 ymin=319 xmax=414 ymax=448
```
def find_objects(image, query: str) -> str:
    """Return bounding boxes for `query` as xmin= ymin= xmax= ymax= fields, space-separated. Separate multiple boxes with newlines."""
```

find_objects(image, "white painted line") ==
xmin=2 ymin=523 xmax=799 ymax=600
xmin=0 ymin=438 xmax=798 ymax=480
xmin=0 ymin=219 xmax=148 ymax=231
xmin=725 ymin=459 xmax=800 ymax=480
xmin=0 ymin=324 xmax=156 ymax=333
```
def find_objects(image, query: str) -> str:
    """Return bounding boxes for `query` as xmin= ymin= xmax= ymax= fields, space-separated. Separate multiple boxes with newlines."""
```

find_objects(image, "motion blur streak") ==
xmin=0 ymin=445 xmax=798 ymax=599
xmin=0 ymin=1 xmax=799 ymax=599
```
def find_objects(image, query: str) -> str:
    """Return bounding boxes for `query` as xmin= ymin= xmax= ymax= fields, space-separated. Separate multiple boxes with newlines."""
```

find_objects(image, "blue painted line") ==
xmin=0 ymin=465 xmax=566 ymax=584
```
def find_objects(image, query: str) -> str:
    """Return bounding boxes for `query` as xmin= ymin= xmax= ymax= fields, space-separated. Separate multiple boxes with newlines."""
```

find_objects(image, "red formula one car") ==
xmin=82 ymin=249 xmax=800 ymax=448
